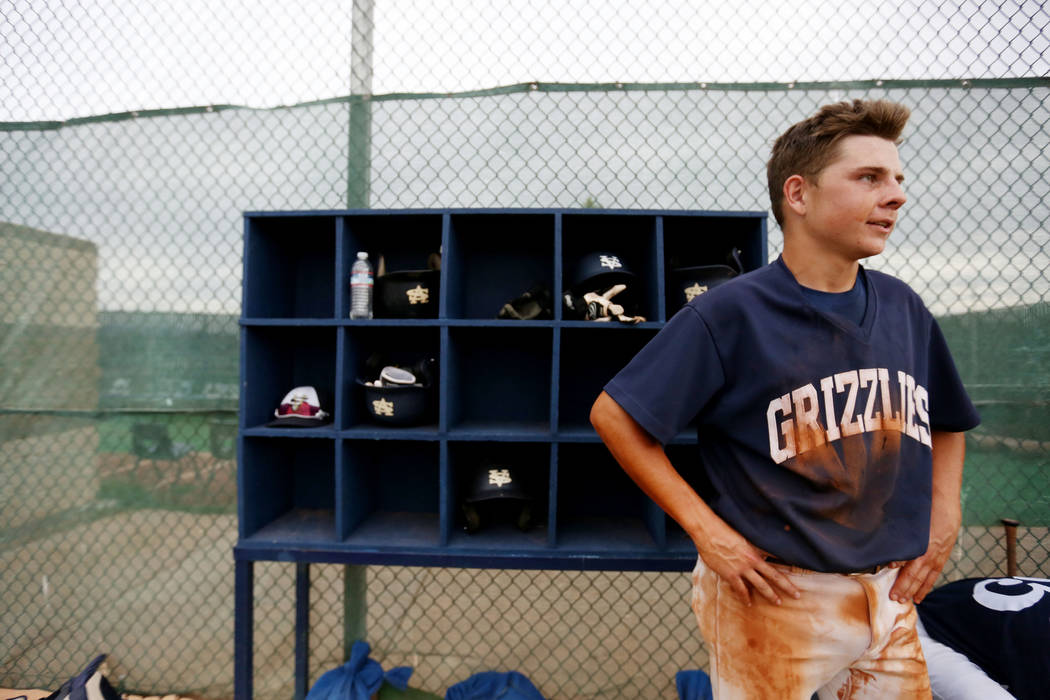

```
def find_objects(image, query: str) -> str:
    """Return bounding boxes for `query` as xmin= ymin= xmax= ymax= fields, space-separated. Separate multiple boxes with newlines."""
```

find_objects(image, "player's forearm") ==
xmin=590 ymin=391 xmax=723 ymax=545
xmin=891 ymin=430 xmax=967 ymax=604
xmin=592 ymin=391 xmax=801 ymax=604
xmin=929 ymin=430 xmax=966 ymax=534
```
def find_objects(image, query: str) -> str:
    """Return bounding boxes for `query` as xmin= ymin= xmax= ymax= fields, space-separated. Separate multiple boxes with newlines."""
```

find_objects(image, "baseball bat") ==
xmin=1001 ymin=517 xmax=1019 ymax=577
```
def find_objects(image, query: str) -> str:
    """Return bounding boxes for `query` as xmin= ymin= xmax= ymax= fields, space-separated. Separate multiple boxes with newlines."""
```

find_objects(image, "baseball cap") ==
xmin=265 ymin=386 xmax=332 ymax=428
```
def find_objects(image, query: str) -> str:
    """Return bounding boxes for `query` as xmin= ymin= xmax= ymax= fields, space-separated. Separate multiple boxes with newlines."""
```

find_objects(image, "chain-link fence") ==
xmin=2 ymin=1 xmax=1048 ymax=698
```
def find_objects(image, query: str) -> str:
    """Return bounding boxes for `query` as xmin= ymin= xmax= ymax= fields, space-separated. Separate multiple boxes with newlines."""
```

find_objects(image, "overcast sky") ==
xmin=2 ymin=0 xmax=1048 ymax=121
xmin=1 ymin=1 xmax=1046 ymax=316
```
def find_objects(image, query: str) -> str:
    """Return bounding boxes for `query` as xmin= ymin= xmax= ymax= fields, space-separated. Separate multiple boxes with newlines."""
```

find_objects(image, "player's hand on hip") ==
xmin=890 ymin=513 xmax=959 ymax=604
xmin=696 ymin=521 xmax=801 ymax=607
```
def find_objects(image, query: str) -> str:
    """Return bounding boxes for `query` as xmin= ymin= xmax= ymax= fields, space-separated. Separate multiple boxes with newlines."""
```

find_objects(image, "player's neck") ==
xmin=781 ymin=244 xmax=860 ymax=293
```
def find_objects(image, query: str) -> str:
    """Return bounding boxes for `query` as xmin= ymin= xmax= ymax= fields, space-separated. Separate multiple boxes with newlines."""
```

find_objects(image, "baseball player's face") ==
xmin=803 ymin=135 xmax=907 ymax=261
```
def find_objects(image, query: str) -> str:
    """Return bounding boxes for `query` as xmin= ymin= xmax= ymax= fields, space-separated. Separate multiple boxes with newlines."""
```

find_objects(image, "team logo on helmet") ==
xmin=488 ymin=468 xmax=513 ymax=488
xmin=405 ymin=285 xmax=430 ymax=305
xmin=372 ymin=397 xmax=395 ymax=417
xmin=684 ymin=282 xmax=709 ymax=302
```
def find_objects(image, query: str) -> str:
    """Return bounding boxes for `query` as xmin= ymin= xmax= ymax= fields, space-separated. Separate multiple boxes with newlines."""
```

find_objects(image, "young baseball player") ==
xmin=590 ymin=99 xmax=980 ymax=699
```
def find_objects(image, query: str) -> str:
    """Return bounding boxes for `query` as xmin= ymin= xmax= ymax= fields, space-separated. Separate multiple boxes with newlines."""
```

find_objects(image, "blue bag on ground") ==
xmin=444 ymin=671 xmax=546 ymax=700
xmin=675 ymin=669 xmax=713 ymax=700
xmin=306 ymin=640 xmax=413 ymax=700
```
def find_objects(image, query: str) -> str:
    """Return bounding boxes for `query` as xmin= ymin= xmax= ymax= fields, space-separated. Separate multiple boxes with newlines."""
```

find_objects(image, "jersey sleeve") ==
xmin=603 ymin=305 xmax=725 ymax=445
xmin=927 ymin=317 xmax=981 ymax=432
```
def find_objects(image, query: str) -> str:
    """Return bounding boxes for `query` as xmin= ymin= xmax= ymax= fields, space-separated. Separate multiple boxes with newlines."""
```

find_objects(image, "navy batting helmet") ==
xmin=461 ymin=462 xmax=535 ymax=534
xmin=671 ymin=248 xmax=743 ymax=307
xmin=357 ymin=352 xmax=437 ymax=426
xmin=565 ymin=251 xmax=641 ymax=319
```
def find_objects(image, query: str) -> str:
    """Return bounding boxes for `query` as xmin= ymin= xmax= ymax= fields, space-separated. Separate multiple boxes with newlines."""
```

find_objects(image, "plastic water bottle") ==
xmin=349 ymin=251 xmax=373 ymax=319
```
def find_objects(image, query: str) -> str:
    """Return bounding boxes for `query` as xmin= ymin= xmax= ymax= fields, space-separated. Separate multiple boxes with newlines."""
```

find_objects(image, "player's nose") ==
xmin=883 ymin=180 xmax=907 ymax=210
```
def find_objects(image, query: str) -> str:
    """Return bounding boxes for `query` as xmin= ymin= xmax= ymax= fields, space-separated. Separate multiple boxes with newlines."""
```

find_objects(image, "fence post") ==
xmin=343 ymin=0 xmax=374 ymax=663
xmin=347 ymin=0 xmax=374 ymax=209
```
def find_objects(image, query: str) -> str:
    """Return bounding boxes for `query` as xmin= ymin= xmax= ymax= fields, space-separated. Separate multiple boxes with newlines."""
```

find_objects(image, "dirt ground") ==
xmin=1 ymin=507 xmax=710 ymax=699
xmin=5 ymin=503 xmax=1046 ymax=699
xmin=4 ymin=429 xmax=1046 ymax=700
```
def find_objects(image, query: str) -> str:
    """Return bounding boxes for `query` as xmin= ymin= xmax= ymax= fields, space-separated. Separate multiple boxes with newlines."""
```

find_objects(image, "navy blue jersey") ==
xmin=799 ymin=272 xmax=867 ymax=325
xmin=918 ymin=577 xmax=1050 ymax=700
xmin=605 ymin=256 xmax=980 ymax=572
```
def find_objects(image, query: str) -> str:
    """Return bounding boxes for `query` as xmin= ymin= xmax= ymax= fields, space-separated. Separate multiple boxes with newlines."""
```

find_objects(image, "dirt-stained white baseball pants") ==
xmin=691 ymin=556 xmax=932 ymax=699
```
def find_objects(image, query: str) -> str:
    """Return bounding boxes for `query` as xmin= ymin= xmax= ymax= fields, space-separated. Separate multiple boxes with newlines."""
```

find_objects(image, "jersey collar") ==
xmin=773 ymin=255 xmax=878 ymax=342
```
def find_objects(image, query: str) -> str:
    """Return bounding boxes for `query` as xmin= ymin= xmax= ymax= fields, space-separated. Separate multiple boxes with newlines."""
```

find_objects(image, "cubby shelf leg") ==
xmin=294 ymin=563 xmax=311 ymax=700
xmin=234 ymin=559 xmax=254 ymax=700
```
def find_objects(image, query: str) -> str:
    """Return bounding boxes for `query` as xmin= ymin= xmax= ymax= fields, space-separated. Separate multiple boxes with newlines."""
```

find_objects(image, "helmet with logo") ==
xmin=373 ymin=251 xmax=442 ymax=319
xmin=564 ymin=251 xmax=641 ymax=320
xmin=357 ymin=352 xmax=438 ymax=426
xmin=461 ymin=461 xmax=535 ymax=534
xmin=375 ymin=270 xmax=440 ymax=318
xmin=670 ymin=248 xmax=743 ymax=308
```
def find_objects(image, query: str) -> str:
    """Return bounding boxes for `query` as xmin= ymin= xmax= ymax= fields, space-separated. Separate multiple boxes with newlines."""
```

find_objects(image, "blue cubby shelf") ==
xmin=237 ymin=207 xmax=767 ymax=569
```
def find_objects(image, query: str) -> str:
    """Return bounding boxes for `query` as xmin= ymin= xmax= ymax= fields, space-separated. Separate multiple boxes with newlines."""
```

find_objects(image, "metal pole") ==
xmin=344 ymin=0 xmax=374 ymax=661
xmin=344 ymin=561 xmax=368 ymax=660
xmin=347 ymin=0 xmax=374 ymax=208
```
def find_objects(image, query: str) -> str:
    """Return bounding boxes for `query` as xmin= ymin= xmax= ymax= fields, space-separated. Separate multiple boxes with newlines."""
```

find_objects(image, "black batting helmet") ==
xmin=461 ymin=461 xmax=535 ymax=534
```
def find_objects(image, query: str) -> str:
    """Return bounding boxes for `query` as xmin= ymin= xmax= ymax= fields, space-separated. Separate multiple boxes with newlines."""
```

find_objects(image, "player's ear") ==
xmin=783 ymin=174 xmax=807 ymax=217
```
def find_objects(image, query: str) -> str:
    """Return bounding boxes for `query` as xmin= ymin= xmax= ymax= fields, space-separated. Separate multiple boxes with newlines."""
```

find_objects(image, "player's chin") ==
xmin=858 ymin=231 xmax=890 ymax=257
